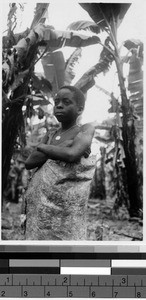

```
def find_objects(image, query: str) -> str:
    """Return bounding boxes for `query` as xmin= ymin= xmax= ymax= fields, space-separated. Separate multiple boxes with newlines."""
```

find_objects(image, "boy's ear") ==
xmin=77 ymin=106 xmax=84 ymax=115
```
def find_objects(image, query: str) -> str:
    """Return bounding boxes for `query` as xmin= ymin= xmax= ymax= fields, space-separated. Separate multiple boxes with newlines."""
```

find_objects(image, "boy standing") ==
xmin=25 ymin=86 xmax=95 ymax=240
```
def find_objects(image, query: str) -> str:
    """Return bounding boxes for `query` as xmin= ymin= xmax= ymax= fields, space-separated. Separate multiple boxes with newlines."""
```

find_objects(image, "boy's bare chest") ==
xmin=49 ymin=127 xmax=81 ymax=145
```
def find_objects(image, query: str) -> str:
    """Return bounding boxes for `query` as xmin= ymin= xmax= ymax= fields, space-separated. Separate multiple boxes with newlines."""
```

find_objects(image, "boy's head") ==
xmin=54 ymin=86 xmax=85 ymax=124
xmin=60 ymin=85 xmax=85 ymax=110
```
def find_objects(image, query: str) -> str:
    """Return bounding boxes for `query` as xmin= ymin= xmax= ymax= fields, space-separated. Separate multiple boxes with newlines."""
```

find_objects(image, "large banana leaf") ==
xmin=75 ymin=65 xmax=96 ymax=93
xmin=80 ymin=3 xmax=131 ymax=29
xmin=64 ymin=48 xmax=82 ymax=85
xmin=67 ymin=19 xmax=115 ymax=92
xmin=41 ymin=50 xmax=66 ymax=91
xmin=67 ymin=20 xmax=100 ymax=34
xmin=124 ymin=39 xmax=143 ymax=57
xmin=3 ymin=24 xmax=101 ymax=94
xmin=123 ymin=39 xmax=143 ymax=121
xmin=75 ymin=39 xmax=114 ymax=93
xmin=14 ymin=25 xmax=101 ymax=56
xmin=41 ymin=47 xmax=82 ymax=91
xmin=3 ymin=3 xmax=50 ymax=48
xmin=41 ymin=27 xmax=101 ymax=49
xmin=30 ymin=3 xmax=49 ymax=29
xmin=69 ymin=4 xmax=130 ymax=92
xmin=126 ymin=43 xmax=143 ymax=125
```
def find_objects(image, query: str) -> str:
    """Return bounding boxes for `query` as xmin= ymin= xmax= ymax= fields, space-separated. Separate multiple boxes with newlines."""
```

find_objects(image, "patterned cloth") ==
xmin=25 ymin=156 xmax=95 ymax=240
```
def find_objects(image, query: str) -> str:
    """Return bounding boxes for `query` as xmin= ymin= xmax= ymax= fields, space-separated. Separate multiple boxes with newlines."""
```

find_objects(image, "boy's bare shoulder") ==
xmin=80 ymin=123 xmax=95 ymax=134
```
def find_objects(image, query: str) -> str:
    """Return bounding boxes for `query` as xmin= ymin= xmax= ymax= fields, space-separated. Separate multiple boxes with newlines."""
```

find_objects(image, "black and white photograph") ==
xmin=1 ymin=1 xmax=144 ymax=241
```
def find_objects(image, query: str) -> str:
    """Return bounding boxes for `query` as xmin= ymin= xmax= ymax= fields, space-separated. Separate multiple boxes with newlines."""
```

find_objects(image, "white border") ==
xmin=1 ymin=0 xmax=145 ymax=248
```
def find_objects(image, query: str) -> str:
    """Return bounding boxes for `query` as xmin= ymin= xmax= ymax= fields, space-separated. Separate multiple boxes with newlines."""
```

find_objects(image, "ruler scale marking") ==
xmin=0 ymin=260 xmax=146 ymax=298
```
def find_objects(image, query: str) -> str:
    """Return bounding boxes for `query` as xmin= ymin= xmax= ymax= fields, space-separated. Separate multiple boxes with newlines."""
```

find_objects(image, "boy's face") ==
xmin=54 ymin=88 xmax=82 ymax=123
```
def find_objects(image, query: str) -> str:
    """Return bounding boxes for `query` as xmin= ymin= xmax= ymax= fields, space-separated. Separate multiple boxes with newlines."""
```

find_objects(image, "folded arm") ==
xmin=25 ymin=133 xmax=49 ymax=170
xmin=25 ymin=124 xmax=95 ymax=169
xmin=37 ymin=124 xmax=94 ymax=163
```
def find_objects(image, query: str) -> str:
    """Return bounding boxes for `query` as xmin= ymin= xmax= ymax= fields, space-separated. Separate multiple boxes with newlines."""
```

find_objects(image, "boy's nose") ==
xmin=56 ymin=100 xmax=63 ymax=108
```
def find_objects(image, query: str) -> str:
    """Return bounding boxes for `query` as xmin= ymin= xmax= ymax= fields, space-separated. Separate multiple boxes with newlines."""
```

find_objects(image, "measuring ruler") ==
xmin=0 ymin=274 xmax=146 ymax=298
xmin=0 ymin=249 xmax=146 ymax=298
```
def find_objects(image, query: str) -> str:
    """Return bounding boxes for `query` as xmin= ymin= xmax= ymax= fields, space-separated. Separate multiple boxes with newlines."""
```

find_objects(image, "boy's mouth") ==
xmin=55 ymin=112 xmax=65 ymax=116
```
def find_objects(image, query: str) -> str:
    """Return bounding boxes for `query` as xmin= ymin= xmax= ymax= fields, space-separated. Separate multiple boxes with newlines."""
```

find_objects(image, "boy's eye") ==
xmin=54 ymin=99 xmax=59 ymax=105
xmin=54 ymin=98 xmax=72 ymax=106
xmin=63 ymin=98 xmax=71 ymax=105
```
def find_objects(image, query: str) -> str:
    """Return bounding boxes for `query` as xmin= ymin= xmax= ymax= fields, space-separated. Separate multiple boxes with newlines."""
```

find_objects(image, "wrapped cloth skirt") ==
xmin=25 ymin=156 xmax=95 ymax=240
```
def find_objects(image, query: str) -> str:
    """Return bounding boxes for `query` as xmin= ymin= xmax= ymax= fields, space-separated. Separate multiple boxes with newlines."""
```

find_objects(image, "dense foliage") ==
xmin=2 ymin=3 xmax=143 ymax=220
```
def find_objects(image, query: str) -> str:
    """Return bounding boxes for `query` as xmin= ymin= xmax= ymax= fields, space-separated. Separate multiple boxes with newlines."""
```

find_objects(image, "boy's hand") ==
xmin=37 ymin=144 xmax=44 ymax=152
xmin=84 ymin=146 xmax=91 ymax=158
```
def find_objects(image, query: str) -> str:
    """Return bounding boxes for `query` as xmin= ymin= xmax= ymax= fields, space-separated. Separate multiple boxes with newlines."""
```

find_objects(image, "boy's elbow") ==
xmin=66 ymin=142 xmax=92 ymax=163
xmin=25 ymin=161 xmax=31 ymax=170
xmin=66 ymin=151 xmax=80 ymax=163
xmin=25 ymin=158 xmax=34 ymax=170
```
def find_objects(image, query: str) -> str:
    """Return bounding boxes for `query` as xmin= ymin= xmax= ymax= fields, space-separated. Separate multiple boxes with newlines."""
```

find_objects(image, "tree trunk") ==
xmin=122 ymin=117 xmax=142 ymax=216
xmin=2 ymin=42 xmax=38 ymax=195
xmin=116 ymin=61 xmax=141 ymax=217
xmin=2 ymin=104 xmax=23 ymax=192
xmin=2 ymin=79 xmax=30 ymax=194
xmin=90 ymin=147 xmax=106 ymax=200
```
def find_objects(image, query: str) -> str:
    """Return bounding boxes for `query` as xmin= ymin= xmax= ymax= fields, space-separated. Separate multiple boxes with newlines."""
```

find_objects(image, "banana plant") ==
xmin=123 ymin=39 xmax=143 ymax=208
xmin=79 ymin=3 xmax=142 ymax=217
xmin=2 ymin=3 xmax=102 ymax=192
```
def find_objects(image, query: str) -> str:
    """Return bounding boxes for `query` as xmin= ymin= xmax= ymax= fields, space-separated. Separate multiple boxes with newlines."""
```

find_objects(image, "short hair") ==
xmin=59 ymin=85 xmax=85 ymax=109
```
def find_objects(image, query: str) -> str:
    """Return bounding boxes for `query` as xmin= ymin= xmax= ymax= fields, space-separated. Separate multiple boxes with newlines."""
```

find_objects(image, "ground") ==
xmin=1 ymin=196 xmax=143 ymax=241
xmin=87 ymin=197 xmax=143 ymax=241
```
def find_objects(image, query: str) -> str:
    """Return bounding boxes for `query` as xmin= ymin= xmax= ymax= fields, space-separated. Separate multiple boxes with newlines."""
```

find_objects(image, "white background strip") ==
xmin=61 ymin=267 xmax=111 ymax=275
xmin=112 ymin=260 xmax=146 ymax=268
